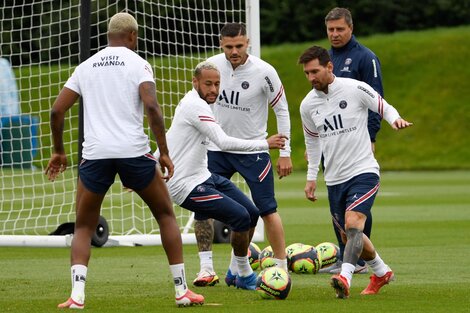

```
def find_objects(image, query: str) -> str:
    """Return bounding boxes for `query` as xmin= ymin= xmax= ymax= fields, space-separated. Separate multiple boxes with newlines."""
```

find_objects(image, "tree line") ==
xmin=260 ymin=0 xmax=470 ymax=44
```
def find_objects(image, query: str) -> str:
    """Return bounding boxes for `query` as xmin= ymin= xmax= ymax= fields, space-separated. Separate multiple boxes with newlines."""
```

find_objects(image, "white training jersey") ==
xmin=300 ymin=77 xmax=400 ymax=186
xmin=206 ymin=53 xmax=291 ymax=156
xmin=64 ymin=46 xmax=154 ymax=159
xmin=158 ymin=89 xmax=268 ymax=205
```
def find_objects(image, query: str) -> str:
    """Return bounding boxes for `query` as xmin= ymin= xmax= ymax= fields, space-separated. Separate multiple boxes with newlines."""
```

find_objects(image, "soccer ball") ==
xmin=248 ymin=242 xmax=261 ymax=270
xmin=289 ymin=246 xmax=321 ymax=274
xmin=286 ymin=242 xmax=313 ymax=270
xmin=315 ymin=242 xmax=340 ymax=269
xmin=259 ymin=245 xmax=276 ymax=269
xmin=256 ymin=267 xmax=292 ymax=300
xmin=286 ymin=242 xmax=311 ymax=258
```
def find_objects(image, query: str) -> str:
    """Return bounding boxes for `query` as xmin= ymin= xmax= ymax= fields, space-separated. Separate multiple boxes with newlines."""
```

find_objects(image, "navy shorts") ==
xmin=79 ymin=153 xmax=157 ymax=194
xmin=186 ymin=174 xmax=259 ymax=232
xmin=207 ymin=151 xmax=277 ymax=217
xmin=327 ymin=173 xmax=380 ymax=233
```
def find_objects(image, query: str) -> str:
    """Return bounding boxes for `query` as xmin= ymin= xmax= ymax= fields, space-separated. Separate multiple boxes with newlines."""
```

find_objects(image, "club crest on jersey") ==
xmin=241 ymin=81 xmax=250 ymax=89
xmin=339 ymin=100 xmax=347 ymax=109
xmin=197 ymin=185 xmax=206 ymax=193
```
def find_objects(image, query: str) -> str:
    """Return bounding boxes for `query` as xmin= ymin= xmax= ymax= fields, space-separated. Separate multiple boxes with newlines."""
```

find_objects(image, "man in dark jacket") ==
xmin=322 ymin=7 xmax=384 ymax=274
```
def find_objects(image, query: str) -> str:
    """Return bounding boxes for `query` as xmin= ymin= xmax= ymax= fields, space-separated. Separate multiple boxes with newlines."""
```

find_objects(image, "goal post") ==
xmin=0 ymin=0 xmax=263 ymax=247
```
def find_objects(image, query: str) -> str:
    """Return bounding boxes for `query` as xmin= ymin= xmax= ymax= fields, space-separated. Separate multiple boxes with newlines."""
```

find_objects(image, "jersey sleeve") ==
xmin=300 ymin=102 xmax=321 ymax=181
xmin=136 ymin=61 xmax=155 ymax=85
xmin=64 ymin=66 xmax=81 ymax=95
xmin=191 ymin=101 xmax=268 ymax=152
xmin=356 ymin=81 xmax=400 ymax=127
xmin=264 ymin=65 xmax=291 ymax=157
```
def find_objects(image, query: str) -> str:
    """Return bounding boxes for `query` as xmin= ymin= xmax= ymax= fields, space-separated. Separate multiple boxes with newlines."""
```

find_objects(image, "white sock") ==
xmin=198 ymin=251 xmax=214 ymax=273
xmin=70 ymin=264 xmax=87 ymax=304
xmin=366 ymin=252 xmax=389 ymax=277
xmin=229 ymin=250 xmax=238 ymax=275
xmin=169 ymin=263 xmax=188 ymax=297
xmin=273 ymin=258 xmax=288 ymax=272
xmin=235 ymin=255 xmax=253 ymax=277
xmin=340 ymin=262 xmax=355 ymax=287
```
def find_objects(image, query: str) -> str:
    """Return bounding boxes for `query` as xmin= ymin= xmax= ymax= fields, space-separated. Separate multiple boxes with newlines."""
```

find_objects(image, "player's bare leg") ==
xmin=231 ymin=230 xmax=257 ymax=290
xmin=72 ymin=180 xmax=104 ymax=266
xmin=193 ymin=219 xmax=219 ymax=286
xmin=331 ymin=211 xmax=365 ymax=299
xmin=137 ymin=172 xmax=203 ymax=306
xmin=137 ymin=173 xmax=183 ymax=264
xmin=360 ymin=231 xmax=394 ymax=295
xmin=59 ymin=179 xmax=105 ymax=309
xmin=262 ymin=212 xmax=288 ymax=271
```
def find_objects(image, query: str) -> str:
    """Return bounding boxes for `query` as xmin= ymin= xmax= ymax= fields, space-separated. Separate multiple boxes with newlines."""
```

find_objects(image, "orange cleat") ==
xmin=361 ymin=270 xmax=395 ymax=295
xmin=57 ymin=297 xmax=85 ymax=309
xmin=330 ymin=274 xmax=350 ymax=299
xmin=175 ymin=289 xmax=204 ymax=307
xmin=192 ymin=270 xmax=220 ymax=287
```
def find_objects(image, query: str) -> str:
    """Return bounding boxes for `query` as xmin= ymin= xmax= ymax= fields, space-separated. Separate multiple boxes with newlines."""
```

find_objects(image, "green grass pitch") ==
xmin=1 ymin=171 xmax=469 ymax=312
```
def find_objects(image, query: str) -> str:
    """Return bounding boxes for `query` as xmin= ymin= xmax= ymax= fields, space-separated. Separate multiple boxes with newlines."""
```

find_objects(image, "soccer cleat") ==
xmin=57 ymin=297 xmax=85 ymax=309
xmin=175 ymin=289 xmax=204 ymax=307
xmin=330 ymin=274 xmax=350 ymax=299
xmin=192 ymin=270 xmax=220 ymax=287
xmin=225 ymin=269 xmax=237 ymax=287
xmin=361 ymin=269 xmax=395 ymax=295
xmin=235 ymin=272 xmax=257 ymax=290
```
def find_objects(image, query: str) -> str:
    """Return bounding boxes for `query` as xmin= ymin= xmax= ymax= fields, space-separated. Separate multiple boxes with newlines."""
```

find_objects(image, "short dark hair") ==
xmin=298 ymin=45 xmax=331 ymax=66
xmin=220 ymin=23 xmax=246 ymax=38
xmin=325 ymin=7 xmax=353 ymax=27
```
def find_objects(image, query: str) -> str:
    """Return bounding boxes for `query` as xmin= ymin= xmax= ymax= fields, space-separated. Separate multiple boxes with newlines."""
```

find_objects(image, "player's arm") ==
xmin=194 ymin=104 xmax=286 ymax=151
xmin=266 ymin=68 xmax=293 ymax=178
xmin=140 ymin=81 xmax=174 ymax=180
xmin=45 ymin=87 xmax=79 ymax=181
xmin=358 ymin=82 xmax=413 ymax=131
xmin=300 ymin=107 xmax=321 ymax=202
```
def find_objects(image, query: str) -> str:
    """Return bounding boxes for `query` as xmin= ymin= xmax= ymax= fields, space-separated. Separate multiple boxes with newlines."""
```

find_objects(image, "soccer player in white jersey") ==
xmin=157 ymin=61 xmax=286 ymax=290
xmin=298 ymin=46 xmax=412 ymax=299
xmin=45 ymin=13 xmax=203 ymax=308
xmin=192 ymin=23 xmax=292 ymax=287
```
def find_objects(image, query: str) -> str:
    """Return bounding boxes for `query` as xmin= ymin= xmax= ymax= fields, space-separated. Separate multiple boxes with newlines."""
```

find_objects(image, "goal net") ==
xmin=0 ymin=0 xmax=262 ymax=247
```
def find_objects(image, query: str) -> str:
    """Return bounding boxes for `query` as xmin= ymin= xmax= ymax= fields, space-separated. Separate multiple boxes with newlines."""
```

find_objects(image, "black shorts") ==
xmin=207 ymin=151 xmax=277 ymax=217
xmin=327 ymin=173 xmax=380 ymax=233
xmin=79 ymin=153 xmax=157 ymax=194
xmin=187 ymin=174 xmax=259 ymax=232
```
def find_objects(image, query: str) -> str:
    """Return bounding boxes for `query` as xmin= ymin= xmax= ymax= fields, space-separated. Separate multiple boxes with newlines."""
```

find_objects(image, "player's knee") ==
xmin=230 ymin=212 xmax=251 ymax=232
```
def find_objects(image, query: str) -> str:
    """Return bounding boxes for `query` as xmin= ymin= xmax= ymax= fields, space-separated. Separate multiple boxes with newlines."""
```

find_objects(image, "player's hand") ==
xmin=304 ymin=180 xmax=318 ymax=202
xmin=45 ymin=152 xmax=67 ymax=181
xmin=158 ymin=153 xmax=174 ymax=181
xmin=267 ymin=134 xmax=287 ymax=149
xmin=392 ymin=118 xmax=413 ymax=130
xmin=277 ymin=156 xmax=292 ymax=179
